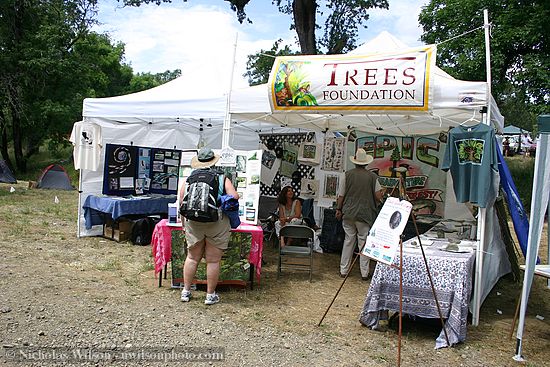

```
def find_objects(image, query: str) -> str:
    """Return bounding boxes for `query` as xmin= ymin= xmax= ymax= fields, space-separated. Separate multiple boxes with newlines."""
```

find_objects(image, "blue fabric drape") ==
xmin=495 ymin=138 xmax=532 ymax=259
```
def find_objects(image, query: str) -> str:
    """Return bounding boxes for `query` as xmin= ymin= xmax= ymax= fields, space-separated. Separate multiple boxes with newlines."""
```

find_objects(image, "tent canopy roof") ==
xmin=501 ymin=125 xmax=529 ymax=135
xmin=230 ymin=31 xmax=504 ymax=137
xmin=82 ymin=73 xmax=227 ymax=122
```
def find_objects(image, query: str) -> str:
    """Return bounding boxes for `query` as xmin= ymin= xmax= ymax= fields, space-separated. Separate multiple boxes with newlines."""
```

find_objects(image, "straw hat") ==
xmin=191 ymin=147 xmax=220 ymax=169
xmin=349 ymin=148 xmax=374 ymax=166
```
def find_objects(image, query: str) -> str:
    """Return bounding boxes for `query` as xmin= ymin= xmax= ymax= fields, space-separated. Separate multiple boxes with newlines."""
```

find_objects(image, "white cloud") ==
xmin=95 ymin=2 xmax=294 ymax=91
xmin=94 ymin=0 xmax=427 ymax=92
xmin=361 ymin=0 xmax=427 ymax=47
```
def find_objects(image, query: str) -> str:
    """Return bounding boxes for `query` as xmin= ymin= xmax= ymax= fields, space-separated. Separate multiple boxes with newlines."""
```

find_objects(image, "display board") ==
xmin=103 ymin=143 xmax=180 ymax=196
xmin=362 ymin=197 xmax=413 ymax=265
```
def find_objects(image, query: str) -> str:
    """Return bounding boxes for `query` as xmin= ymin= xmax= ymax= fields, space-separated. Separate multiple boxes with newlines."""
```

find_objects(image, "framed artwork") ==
xmin=279 ymin=142 xmax=298 ymax=177
xmin=323 ymin=174 xmax=340 ymax=200
xmin=300 ymin=178 xmax=318 ymax=199
xmin=321 ymin=137 xmax=346 ymax=172
xmin=298 ymin=142 xmax=321 ymax=165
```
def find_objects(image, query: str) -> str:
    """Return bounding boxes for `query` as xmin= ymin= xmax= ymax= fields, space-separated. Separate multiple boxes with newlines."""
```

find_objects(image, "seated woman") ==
xmin=275 ymin=186 xmax=303 ymax=245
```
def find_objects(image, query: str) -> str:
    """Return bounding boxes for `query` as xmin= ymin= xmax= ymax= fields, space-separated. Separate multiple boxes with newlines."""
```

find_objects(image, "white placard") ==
xmin=218 ymin=146 xmax=237 ymax=167
xmin=119 ymin=177 xmax=134 ymax=189
xmin=180 ymin=150 xmax=197 ymax=166
xmin=362 ymin=197 xmax=413 ymax=265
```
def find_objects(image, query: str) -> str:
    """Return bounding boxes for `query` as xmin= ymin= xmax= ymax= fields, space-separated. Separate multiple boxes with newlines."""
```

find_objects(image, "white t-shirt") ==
xmin=70 ymin=121 xmax=102 ymax=171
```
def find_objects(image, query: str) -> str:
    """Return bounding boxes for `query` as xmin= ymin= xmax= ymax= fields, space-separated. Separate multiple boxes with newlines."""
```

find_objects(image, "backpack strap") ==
xmin=218 ymin=174 xmax=226 ymax=202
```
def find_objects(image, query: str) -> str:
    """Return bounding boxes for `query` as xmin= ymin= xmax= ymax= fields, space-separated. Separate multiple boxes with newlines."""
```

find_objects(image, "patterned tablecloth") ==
xmin=359 ymin=239 xmax=476 ymax=348
xmin=151 ymin=219 xmax=263 ymax=283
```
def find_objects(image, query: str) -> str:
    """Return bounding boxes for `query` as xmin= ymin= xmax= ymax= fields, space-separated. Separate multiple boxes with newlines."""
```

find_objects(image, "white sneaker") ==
xmin=181 ymin=289 xmax=192 ymax=302
xmin=204 ymin=293 xmax=220 ymax=305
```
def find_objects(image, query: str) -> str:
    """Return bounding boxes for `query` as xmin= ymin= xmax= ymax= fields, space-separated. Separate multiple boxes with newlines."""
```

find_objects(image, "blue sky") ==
xmin=95 ymin=0 xmax=428 ymax=90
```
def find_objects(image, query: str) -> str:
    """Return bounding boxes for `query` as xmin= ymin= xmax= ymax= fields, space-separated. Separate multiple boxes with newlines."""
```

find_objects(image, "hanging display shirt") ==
xmin=70 ymin=121 xmax=103 ymax=171
xmin=442 ymin=123 xmax=497 ymax=208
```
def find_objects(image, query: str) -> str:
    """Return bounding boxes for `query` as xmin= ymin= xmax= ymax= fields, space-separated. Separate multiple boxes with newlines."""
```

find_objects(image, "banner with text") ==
xmin=268 ymin=45 xmax=436 ymax=114
xmin=355 ymin=133 xmax=448 ymax=219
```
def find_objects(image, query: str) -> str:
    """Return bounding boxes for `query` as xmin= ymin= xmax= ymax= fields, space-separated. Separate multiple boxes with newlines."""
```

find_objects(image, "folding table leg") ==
xmin=249 ymin=264 xmax=254 ymax=290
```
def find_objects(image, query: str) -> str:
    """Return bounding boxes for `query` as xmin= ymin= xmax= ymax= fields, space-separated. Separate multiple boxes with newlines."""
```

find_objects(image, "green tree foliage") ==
xmin=245 ymin=1 xmax=388 ymax=83
xmin=0 ymin=0 xmax=134 ymax=172
xmin=419 ymin=1 xmax=549 ymax=130
xmin=244 ymin=40 xmax=297 ymax=86
xmin=127 ymin=69 xmax=182 ymax=93
xmin=274 ymin=0 xmax=388 ymax=55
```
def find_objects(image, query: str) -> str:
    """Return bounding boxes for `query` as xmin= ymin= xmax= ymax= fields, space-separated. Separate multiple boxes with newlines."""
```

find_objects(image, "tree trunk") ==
xmin=12 ymin=110 xmax=26 ymax=172
xmin=0 ymin=108 xmax=14 ymax=171
xmin=292 ymin=0 xmax=317 ymax=54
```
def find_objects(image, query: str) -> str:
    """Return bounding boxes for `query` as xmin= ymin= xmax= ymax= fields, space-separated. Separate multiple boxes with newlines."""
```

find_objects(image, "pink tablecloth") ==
xmin=151 ymin=219 xmax=263 ymax=282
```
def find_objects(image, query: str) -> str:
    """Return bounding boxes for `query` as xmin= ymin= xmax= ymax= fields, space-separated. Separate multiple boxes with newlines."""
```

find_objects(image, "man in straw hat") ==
xmin=335 ymin=148 xmax=384 ymax=280
xmin=180 ymin=147 xmax=239 ymax=305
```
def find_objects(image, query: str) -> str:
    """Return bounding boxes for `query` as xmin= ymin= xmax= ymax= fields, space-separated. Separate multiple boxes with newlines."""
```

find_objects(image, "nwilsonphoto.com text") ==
xmin=1 ymin=346 xmax=225 ymax=363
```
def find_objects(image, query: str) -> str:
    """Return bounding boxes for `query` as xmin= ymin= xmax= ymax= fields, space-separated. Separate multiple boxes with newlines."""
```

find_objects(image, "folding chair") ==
xmin=278 ymin=224 xmax=315 ymax=282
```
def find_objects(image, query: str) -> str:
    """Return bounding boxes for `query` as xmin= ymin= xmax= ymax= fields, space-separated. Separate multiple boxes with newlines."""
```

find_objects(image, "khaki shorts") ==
xmin=184 ymin=213 xmax=231 ymax=250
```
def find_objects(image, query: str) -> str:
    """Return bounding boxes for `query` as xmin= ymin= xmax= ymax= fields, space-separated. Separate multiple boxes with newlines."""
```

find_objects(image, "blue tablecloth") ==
xmin=83 ymin=195 xmax=177 ymax=229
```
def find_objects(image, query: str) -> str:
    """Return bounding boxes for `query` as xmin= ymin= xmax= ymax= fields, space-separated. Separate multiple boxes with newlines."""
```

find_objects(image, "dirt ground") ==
xmin=0 ymin=182 xmax=549 ymax=366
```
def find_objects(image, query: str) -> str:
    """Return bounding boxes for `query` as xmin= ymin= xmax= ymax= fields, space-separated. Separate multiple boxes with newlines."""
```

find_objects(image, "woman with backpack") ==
xmin=179 ymin=147 xmax=239 ymax=305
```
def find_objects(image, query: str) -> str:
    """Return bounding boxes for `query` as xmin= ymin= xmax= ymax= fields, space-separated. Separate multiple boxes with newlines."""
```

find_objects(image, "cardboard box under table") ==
xmin=103 ymin=218 xmax=133 ymax=242
xmin=151 ymin=219 xmax=263 ymax=289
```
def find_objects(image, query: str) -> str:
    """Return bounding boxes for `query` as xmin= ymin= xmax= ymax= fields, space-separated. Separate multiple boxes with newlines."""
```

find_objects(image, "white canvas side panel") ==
xmin=478 ymin=203 xmax=512 ymax=305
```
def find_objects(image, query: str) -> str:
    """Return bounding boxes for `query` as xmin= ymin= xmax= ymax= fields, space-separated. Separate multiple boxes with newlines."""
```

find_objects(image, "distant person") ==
xmin=502 ymin=137 xmax=510 ymax=157
xmin=179 ymin=147 xmax=239 ymax=305
xmin=335 ymin=148 xmax=384 ymax=280
xmin=521 ymin=133 xmax=533 ymax=156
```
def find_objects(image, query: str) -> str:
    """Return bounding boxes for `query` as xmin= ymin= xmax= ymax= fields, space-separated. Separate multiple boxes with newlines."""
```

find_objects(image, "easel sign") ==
xmin=362 ymin=197 xmax=413 ymax=265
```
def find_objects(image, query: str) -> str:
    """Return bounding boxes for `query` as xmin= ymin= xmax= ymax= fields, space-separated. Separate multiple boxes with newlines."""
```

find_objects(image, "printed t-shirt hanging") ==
xmin=70 ymin=121 xmax=103 ymax=171
xmin=442 ymin=123 xmax=497 ymax=208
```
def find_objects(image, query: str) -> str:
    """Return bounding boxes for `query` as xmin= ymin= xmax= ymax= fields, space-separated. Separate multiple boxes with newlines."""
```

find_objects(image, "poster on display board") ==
xmin=103 ymin=143 xmax=180 ymax=196
xmin=178 ymin=149 xmax=263 ymax=225
xmin=362 ymin=197 xmax=413 ymax=265
xmin=355 ymin=133 xmax=448 ymax=219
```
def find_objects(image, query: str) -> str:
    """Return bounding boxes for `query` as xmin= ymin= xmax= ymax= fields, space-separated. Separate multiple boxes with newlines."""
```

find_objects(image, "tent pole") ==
xmin=222 ymin=33 xmax=238 ymax=149
xmin=77 ymin=169 xmax=82 ymax=238
xmin=472 ymin=9 xmax=492 ymax=327
xmin=514 ymin=117 xmax=550 ymax=361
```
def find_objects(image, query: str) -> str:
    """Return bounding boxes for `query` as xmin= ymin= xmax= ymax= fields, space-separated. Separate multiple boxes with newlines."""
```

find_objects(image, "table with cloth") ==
xmin=83 ymin=195 xmax=176 ymax=229
xmin=151 ymin=219 xmax=263 ymax=288
xmin=359 ymin=237 xmax=476 ymax=349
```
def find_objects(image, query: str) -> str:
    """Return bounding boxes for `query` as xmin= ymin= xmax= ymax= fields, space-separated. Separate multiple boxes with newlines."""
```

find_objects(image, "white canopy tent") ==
xmin=228 ymin=31 xmax=510 ymax=325
xmin=229 ymin=32 xmax=503 ymax=137
xmin=76 ymin=73 xmax=259 ymax=237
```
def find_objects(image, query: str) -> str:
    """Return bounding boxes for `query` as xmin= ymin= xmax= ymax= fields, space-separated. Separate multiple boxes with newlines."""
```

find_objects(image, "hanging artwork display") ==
xmin=103 ymin=143 xmax=180 ymax=196
xmin=323 ymin=174 xmax=340 ymax=200
xmin=298 ymin=142 xmax=322 ymax=165
xmin=260 ymin=149 xmax=280 ymax=186
xmin=279 ymin=142 xmax=299 ymax=177
xmin=258 ymin=132 xmax=315 ymax=198
xmin=300 ymin=178 xmax=319 ymax=199
xmin=321 ymin=137 xmax=346 ymax=172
